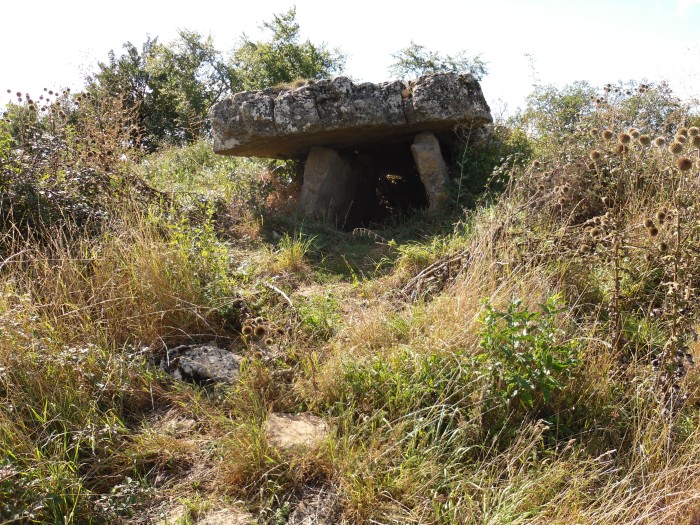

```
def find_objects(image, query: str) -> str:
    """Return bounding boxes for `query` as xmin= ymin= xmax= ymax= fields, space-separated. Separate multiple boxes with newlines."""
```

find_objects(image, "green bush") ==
xmin=477 ymin=295 xmax=579 ymax=409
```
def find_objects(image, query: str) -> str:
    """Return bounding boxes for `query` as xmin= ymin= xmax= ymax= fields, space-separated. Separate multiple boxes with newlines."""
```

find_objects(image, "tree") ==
xmin=231 ymin=7 xmax=345 ymax=90
xmin=87 ymin=32 xmax=235 ymax=150
xmin=388 ymin=41 xmax=487 ymax=81
xmin=87 ymin=8 xmax=346 ymax=150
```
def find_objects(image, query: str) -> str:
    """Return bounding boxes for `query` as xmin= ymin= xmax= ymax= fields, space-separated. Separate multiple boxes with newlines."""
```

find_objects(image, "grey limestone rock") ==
xmin=210 ymin=73 xmax=491 ymax=159
xmin=159 ymin=343 xmax=242 ymax=385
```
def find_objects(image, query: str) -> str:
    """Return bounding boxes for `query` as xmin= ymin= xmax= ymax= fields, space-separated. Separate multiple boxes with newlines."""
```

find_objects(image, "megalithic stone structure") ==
xmin=210 ymin=73 xmax=492 ymax=227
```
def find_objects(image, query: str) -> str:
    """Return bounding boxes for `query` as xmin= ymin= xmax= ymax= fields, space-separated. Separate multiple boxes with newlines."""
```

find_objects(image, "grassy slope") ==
xmin=3 ymin=106 xmax=700 ymax=524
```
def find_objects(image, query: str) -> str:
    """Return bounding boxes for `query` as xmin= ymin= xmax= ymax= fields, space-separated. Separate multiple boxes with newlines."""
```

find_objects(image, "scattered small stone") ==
xmin=159 ymin=343 xmax=243 ymax=385
xmin=265 ymin=413 xmax=330 ymax=452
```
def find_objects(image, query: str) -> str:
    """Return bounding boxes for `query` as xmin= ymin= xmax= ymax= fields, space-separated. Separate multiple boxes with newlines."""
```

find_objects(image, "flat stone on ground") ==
xmin=265 ymin=413 xmax=330 ymax=451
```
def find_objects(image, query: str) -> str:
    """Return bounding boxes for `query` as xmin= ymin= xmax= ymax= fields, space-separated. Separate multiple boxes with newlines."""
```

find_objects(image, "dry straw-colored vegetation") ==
xmin=3 ymin=76 xmax=700 ymax=524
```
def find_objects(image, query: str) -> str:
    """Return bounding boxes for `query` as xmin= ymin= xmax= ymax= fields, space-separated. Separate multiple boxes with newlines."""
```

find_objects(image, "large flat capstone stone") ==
xmin=210 ymin=73 xmax=492 ymax=159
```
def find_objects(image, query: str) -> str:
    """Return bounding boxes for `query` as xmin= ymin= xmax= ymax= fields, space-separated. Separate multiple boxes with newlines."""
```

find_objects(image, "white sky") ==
xmin=2 ymin=0 xmax=700 ymax=114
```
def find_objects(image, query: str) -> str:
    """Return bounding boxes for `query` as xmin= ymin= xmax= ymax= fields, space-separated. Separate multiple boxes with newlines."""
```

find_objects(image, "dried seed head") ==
xmin=276 ymin=327 xmax=285 ymax=336
xmin=643 ymin=218 xmax=655 ymax=228
xmin=656 ymin=210 xmax=666 ymax=223
xmin=618 ymin=132 xmax=632 ymax=144
xmin=602 ymin=129 xmax=614 ymax=140
xmin=668 ymin=141 xmax=684 ymax=154
xmin=254 ymin=325 xmax=266 ymax=337
xmin=645 ymin=252 xmax=654 ymax=262
xmin=265 ymin=337 xmax=274 ymax=346
xmin=692 ymin=135 xmax=700 ymax=148
xmin=648 ymin=226 xmax=659 ymax=237
xmin=675 ymin=134 xmax=687 ymax=144
xmin=616 ymin=143 xmax=629 ymax=154
xmin=659 ymin=242 xmax=669 ymax=253
xmin=254 ymin=316 xmax=264 ymax=324
xmin=561 ymin=184 xmax=571 ymax=193
xmin=639 ymin=134 xmax=652 ymax=146
xmin=590 ymin=128 xmax=599 ymax=137
xmin=629 ymin=128 xmax=641 ymax=139
xmin=654 ymin=136 xmax=666 ymax=147
xmin=532 ymin=160 xmax=541 ymax=169
xmin=589 ymin=149 xmax=602 ymax=161
xmin=688 ymin=126 xmax=700 ymax=136
xmin=677 ymin=126 xmax=689 ymax=137
xmin=677 ymin=157 xmax=693 ymax=171
xmin=242 ymin=325 xmax=253 ymax=336
xmin=590 ymin=227 xmax=602 ymax=237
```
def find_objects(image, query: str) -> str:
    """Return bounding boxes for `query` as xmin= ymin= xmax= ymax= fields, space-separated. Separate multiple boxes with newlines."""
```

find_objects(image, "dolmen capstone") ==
xmin=210 ymin=72 xmax=492 ymax=228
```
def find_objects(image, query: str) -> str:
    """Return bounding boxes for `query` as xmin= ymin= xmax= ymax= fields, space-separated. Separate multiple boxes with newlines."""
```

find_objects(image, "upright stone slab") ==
xmin=300 ymin=146 xmax=359 ymax=227
xmin=411 ymin=132 xmax=450 ymax=210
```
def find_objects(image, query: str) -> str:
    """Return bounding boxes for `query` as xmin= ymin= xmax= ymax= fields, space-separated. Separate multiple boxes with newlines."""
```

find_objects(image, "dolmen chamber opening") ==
xmin=209 ymin=72 xmax=492 ymax=228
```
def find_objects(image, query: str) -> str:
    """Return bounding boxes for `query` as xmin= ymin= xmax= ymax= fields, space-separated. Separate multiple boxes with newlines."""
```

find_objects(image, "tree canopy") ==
xmin=87 ymin=8 xmax=345 ymax=150
xmin=388 ymin=41 xmax=487 ymax=81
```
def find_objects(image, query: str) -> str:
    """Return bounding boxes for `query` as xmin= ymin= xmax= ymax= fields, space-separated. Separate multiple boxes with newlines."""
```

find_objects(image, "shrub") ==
xmin=476 ymin=295 xmax=579 ymax=409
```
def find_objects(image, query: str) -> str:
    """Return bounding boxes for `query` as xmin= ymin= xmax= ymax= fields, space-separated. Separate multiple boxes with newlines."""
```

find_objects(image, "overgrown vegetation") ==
xmin=3 ymin=9 xmax=700 ymax=524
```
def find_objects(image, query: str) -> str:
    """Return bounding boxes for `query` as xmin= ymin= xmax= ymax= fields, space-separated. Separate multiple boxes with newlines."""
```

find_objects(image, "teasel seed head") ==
xmin=644 ymin=218 xmax=655 ymax=228
xmin=659 ymin=242 xmax=669 ymax=253
xmin=668 ymin=141 xmax=684 ymax=154
xmin=648 ymin=226 xmax=659 ymax=237
xmin=639 ymin=134 xmax=652 ymax=146
xmin=242 ymin=325 xmax=253 ymax=336
xmin=677 ymin=157 xmax=693 ymax=171
xmin=254 ymin=325 xmax=267 ymax=337
xmin=654 ymin=136 xmax=666 ymax=147
xmin=589 ymin=149 xmax=602 ymax=161
xmin=677 ymin=126 xmax=689 ymax=137
xmin=629 ymin=128 xmax=641 ymax=139
xmin=689 ymin=126 xmax=700 ymax=136
xmin=602 ymin=129 xmax=614 ymax=140
xmin=618 ymin=132 xmax=632 ymax=144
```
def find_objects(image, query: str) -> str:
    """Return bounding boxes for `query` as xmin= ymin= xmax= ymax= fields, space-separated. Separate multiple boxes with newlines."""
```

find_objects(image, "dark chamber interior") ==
xmin=345 ymin=140 xmax=429 ymax=228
